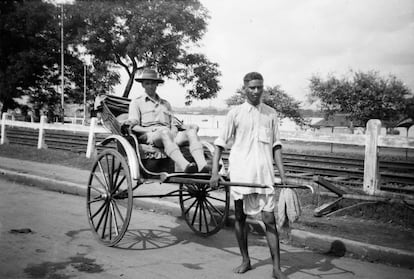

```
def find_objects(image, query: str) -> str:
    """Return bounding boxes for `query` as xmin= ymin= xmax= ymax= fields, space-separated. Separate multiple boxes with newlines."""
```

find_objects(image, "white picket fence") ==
xmin=1 ymin=112 xmax=414 ymax=197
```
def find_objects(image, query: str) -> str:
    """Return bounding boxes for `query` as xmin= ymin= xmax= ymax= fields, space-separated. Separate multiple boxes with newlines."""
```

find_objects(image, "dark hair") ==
xmin=243 ymin=72 xmax=263 ymax=84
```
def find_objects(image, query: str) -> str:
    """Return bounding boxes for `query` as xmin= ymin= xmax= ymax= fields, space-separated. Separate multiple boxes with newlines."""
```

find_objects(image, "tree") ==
xmin=308 ymin=70 xmax=413 ymax=127
xmin=1 ymin=0 xmax=220 ymax=119
xmin=72 ymin=0 xmax=221 ymax=104
xmin=0 ymin=1 xmax=58 ymax=113
xmin=404 ymin=96 xmax=414 ymax=119
xmin=226 ymin=86 xmax=306 ymax=126
xmin=0 ymin=1 xmax=118 ymax=119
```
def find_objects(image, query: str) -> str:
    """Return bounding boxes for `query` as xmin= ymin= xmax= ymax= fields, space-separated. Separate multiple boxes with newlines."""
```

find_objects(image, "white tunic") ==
xmin=214 ymin=102 xmax=282 ymax=196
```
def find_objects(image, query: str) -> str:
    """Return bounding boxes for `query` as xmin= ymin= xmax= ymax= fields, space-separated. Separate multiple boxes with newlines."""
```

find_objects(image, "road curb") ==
xmin=1 ymin=167 xmax=413 ymax=268
xmin=0 ymin=167 xmax=183 ymax=216
xmin=289 ymin=229 xmax=414 ymax=268
xmin=0 ymin=168 xmax=87 ymax=196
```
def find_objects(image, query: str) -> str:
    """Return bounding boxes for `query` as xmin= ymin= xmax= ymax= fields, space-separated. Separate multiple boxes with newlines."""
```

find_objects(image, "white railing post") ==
xmin=86 ymin=117 xmax=98 ymax=158
xmin=363 ymin=119 xmax=381 ymax=195
xmin=37 ymin=115 xmax=48 ymax=149
xmin=1 ymin=112 xmax=9 ymax=144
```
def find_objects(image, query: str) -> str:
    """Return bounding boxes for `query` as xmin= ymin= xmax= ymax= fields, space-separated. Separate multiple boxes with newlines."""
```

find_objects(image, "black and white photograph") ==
xmin=0 ymin=0 xmax=413 ymax=278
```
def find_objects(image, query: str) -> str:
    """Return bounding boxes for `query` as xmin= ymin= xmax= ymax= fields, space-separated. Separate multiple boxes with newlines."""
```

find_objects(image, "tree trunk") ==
xmin=122 ymin=77 xmax=133 ymax=98
xmin=122 ymin=69 xmax=138 ymax=98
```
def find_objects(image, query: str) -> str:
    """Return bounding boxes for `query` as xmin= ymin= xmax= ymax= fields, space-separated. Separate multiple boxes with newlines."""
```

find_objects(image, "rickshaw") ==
xmin=86 ymin=95 xmax=309 ymax=246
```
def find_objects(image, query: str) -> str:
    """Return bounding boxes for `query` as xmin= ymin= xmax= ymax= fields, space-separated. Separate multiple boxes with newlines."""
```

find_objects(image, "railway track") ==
xmin=283 ymin=152 xmax=414 ymax=173
xmin=220 ymin=150 xmax=414 ymax=194
xmin=282 ymin=153 xmax=414 ymax=183
xmin=4 ymin=126 xmax=414 ymax=194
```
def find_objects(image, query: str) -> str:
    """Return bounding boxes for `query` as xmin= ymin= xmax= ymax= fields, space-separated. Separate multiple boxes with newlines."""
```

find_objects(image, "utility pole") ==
xmin=60 ymin=3 xmax=65 ymax=123
xmin=83 ymin=63 xmax=87 ymax=124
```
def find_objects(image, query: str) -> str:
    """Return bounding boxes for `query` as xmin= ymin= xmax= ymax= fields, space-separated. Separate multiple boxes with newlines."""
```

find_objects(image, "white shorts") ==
xmin=232 ymin=191 xmax=275 ymax=215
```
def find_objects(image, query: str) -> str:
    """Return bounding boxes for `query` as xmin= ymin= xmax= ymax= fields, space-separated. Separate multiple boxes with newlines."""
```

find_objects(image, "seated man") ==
xmin=124 ymin=68 xmax=209 ymax=174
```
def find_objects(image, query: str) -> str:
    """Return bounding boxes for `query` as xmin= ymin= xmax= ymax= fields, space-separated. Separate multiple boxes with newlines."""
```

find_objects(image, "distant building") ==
xmin=396 ymin=118 xmax=414 ymax=137
xmin=311 ymin=114 xmax=364 ymax=134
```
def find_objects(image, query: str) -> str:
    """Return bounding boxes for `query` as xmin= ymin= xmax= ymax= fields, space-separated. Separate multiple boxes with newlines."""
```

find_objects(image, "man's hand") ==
xmin=210 ymin=145 xmax=224 ymax=190
xmin=210 ymin=173 xmax=221 ymax=190
xmin=120 ymin=119 xmax=136 ymax=135
xmin=122 ymin=119 xmax=138 ymax=127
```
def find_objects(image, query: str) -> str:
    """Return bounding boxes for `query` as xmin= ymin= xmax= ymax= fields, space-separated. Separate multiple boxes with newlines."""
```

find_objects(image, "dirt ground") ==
xmin=265 ymin=140 xmax=414 ymax=254
xmin=1 ymin=143 xmax=413 ymax=257
xmin=279 ymin=190 xmax=414 ymax=253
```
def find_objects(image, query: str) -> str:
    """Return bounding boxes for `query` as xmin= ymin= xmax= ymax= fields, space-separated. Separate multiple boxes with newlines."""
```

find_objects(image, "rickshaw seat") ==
xmin=98 ymin=95 xmax=168 ymax=160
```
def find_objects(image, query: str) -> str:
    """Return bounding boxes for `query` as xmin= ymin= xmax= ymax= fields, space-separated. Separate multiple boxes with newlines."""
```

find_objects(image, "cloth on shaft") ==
xmin=277 ymin=188 xmax=301 ymax=229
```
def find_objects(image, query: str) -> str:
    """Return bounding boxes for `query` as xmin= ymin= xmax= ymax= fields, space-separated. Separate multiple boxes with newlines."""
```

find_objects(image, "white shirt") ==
xmin=128 ymin=94 xmax=173 ymax=128
xmin=214 ymin=102 xmax=282 ymax=195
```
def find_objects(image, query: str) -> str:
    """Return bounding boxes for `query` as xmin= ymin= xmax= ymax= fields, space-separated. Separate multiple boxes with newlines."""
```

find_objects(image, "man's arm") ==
xmin=271 ymin=112 xmax=286 ymax=184
xmin=125 ymin=98 xmax=153 ymax=134
xmin=123 ymin=118 xmax=152 ymax=134
xmin=210 ymin=108 xmax=235 ymax=188
xmin=210 ymin=145 xmax=224 ymax=189
xmin=130 ymin=124 xmax=153 ymax=134
xmin=273 ymin=145 xmax=286 ymax=185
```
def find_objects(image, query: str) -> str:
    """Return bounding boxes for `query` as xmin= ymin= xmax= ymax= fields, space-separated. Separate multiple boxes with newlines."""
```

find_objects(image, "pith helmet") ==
xmin=134 ymin=69 xmax=164 ymax=83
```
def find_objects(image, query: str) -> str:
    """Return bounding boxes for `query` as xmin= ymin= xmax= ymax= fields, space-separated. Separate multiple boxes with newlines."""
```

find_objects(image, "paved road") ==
xmin=0 ymin=178 xmax=413 ymax=279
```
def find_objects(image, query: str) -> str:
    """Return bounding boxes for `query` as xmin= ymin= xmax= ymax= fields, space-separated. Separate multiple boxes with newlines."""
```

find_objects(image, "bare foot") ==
xmin=273 ymin=269 xmax=288 ymax=279
xmin=233 ymin=261 xmax=252 ymax=274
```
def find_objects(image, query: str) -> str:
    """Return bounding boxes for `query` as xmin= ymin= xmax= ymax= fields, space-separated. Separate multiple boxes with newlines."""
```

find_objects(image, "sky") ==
xmin=115 ymin=0 xmax=414 ymax=109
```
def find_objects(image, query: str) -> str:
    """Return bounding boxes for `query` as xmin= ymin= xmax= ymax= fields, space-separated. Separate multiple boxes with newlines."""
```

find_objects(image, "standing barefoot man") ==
xmin=210 ymin=72 xmax=288 ymax=279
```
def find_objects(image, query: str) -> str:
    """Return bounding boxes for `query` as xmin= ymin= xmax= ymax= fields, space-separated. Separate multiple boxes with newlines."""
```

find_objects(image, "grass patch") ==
xmin=0 ymin=144 xmax=93 ymax=170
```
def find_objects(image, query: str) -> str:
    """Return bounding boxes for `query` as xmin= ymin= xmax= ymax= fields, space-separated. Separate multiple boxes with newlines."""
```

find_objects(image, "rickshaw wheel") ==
xmin=179 ymin=183 xmax=230 ymax=237
xmin=86 ymin=149 xmax=133 ymax=246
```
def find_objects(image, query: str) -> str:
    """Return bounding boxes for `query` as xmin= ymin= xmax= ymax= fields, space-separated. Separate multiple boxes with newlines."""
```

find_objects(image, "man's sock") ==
xmin=189 ymin=142 xmax=208 ymax=171
xmin=164 ymin=142 xmax=189 ymax=171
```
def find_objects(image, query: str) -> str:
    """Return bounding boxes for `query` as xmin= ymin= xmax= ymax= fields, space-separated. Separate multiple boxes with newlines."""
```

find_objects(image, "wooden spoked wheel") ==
xmin=86 ymin=149 xmax=133 ymax=246
xmin=179 ymin=183 xmax=230 ymax=236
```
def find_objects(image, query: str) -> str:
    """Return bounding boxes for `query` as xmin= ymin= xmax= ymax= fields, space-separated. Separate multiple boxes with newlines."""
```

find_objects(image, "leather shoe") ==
xmin=184 ymin=162 xmax=198 ymax=173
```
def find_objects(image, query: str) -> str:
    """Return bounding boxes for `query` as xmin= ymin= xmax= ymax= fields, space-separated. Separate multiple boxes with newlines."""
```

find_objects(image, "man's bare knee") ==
xmin=157 ymin=129 xmax=173 ymax=146
xmin=262 ymin=211 xmax=276 ymax=226
xmin=186 ymin=124 xmax=199 ymax=132
xmin=186 ymin=129 xmax=199 ymax=141
xmin=159 ymin=129 xmax=174 ymax=142
xmin=175 ymin=131 xmax=189 ymax=146
xmin=235 ymin=211 xmax=247 ymax=223
xmin=234 ymin=200 xmax=246 ymax=222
